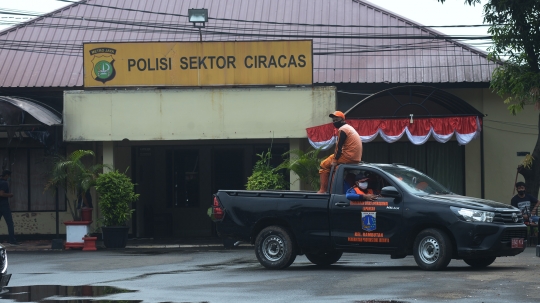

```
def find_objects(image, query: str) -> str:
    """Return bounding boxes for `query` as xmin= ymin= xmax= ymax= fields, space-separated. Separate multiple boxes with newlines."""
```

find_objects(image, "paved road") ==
xmin=3 ymin=246 xmax=540 ymax=303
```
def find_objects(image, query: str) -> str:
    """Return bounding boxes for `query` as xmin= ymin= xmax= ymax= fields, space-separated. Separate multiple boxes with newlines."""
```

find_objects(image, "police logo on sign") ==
xmin=90 ymin=48 xmax=117 ymax=84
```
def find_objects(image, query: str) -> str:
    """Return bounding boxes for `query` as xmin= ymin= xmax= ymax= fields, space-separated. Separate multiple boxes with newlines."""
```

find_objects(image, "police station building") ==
xmin=0 ymin=0 xmax=536 ymax=240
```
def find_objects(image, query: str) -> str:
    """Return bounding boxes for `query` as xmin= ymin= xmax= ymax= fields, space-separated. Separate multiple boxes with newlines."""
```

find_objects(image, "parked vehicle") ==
xmin=0 ymin=244 xmax=11 ymax=293
xmin=211 ymin=163 xmax=528 ymax=271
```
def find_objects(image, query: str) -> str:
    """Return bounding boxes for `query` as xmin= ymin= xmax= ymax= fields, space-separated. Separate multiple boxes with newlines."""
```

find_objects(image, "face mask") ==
xmin=358 ymin=182 xmax=368 ymax=190
xmin=518 ymin=190 xmax=526 ymax=195
xmin=333 ymin=121 xmax=345 ymax=129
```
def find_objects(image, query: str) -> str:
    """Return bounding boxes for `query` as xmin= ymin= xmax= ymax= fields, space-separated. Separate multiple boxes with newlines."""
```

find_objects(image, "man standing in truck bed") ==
xmin=317 ymin=111 xmax=363 ymax=193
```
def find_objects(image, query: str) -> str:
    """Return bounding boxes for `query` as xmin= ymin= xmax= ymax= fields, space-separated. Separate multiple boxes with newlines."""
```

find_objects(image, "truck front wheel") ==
xmin=413 ymin=228 xmax=452 ymax=271
xmin=255 ymin=226 xmax=297 ymax=269
xmin=463 ymin=256 xmax=496 ymax=268
xmin=305 ymin=251 xmax=343 ymax=266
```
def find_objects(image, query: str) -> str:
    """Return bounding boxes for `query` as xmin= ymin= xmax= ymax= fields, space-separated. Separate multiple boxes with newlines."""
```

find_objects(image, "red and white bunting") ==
xmin=306 ymin=116 xmax=482 ymax=149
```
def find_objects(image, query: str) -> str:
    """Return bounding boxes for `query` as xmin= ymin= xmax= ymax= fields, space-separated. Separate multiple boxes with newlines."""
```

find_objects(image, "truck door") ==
xmin=330 ymin=168 xmax=403 ymax=250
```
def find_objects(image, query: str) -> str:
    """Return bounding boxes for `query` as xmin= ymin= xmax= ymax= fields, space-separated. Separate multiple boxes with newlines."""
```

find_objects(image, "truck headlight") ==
xmin=451 ymin=207 xmax=494 ymax=223
xmin=0 ymin=248 xmax=7 ymax=274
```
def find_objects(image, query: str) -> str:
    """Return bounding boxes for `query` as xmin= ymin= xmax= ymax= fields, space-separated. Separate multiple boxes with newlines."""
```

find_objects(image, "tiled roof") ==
xmin=0 ymin=0 xmax=497 ymax=88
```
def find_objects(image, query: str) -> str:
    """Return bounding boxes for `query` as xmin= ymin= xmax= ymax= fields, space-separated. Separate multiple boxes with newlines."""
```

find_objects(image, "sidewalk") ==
xmin=1 ymin=237 xmax=242 ymax=252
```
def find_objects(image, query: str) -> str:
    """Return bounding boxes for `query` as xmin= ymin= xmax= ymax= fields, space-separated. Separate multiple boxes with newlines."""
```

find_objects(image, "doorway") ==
xmin=212 ymin=148 xmax=246 ymax=193
xmin=133 ymin=143 xmax=288 ymax=239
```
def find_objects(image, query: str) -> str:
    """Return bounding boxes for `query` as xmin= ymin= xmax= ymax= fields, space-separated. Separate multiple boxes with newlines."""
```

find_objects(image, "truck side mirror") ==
xmin=381 ymin=186 xmax=401 ymax=199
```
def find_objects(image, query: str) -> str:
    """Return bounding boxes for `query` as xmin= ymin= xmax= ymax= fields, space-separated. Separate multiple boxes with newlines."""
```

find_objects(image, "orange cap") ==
xmin=329 ymin=111 xmax=345 ymax=120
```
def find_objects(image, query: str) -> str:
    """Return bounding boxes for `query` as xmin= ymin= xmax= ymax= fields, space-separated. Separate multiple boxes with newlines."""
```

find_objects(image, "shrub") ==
xmin=246 ymin=150 xmax=288 ymax=190
xmin=95 ymin=170 xmax=139 ymax=226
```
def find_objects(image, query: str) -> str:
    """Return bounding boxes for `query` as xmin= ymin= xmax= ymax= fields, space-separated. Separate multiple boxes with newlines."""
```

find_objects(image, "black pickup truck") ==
xmin=211 ymin=163 xmax=528 ymax=271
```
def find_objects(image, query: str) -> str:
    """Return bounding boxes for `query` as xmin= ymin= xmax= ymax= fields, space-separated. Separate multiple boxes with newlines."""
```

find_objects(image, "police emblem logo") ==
xmin=89 ymin=48 xmax=117 ymax=84
xmin=362 ymin=211 xmax=376 ymax=232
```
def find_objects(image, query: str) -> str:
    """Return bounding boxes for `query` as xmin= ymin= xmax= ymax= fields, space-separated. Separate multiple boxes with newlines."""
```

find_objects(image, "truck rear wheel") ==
xmin=463 ymin=256 xmax=496 ymax=268
xmin=305 ymin=251 xmax=343 ymax=266
xmin=413 ymin=228 xmax=452 ymax=271
xmin=255 ymin=226 xmax=297 ymax=269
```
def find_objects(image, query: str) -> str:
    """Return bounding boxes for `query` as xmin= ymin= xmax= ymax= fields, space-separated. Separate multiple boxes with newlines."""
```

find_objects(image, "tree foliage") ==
xmin=437 ymin=0 xmax=481 ymax=5
xmin=484 ymin=0 xmax=540 ymax=114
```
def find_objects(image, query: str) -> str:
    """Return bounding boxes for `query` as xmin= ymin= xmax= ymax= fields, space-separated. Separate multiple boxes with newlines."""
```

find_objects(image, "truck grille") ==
xmin=493 ymin=211 xmax=523 ymax=224
xmin=500 ymin=229 xmax=528 ymax=242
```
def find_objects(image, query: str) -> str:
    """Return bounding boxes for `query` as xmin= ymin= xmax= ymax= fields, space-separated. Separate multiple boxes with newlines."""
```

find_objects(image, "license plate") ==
xmin=0 ymin=273 xmax=11 ymax=287
xmin=511 ymin=238 xmax=524 ymax=248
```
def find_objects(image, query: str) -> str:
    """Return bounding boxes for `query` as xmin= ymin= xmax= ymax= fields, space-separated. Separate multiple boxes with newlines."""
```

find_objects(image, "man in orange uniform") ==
xmin=317 ymin=111 xmax=363 ymax=193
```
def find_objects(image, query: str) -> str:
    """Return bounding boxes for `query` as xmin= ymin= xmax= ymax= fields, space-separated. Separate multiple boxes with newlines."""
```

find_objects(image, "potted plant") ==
xmin=95 ymin=169 xmax=139 ymax=249
xmin=246 ymin=149 xmax=288 ymax=190
xmin=46 ymin=150 xmax=108 ymax=249
xmin=46 ymin=150 xmax=108 ymax=220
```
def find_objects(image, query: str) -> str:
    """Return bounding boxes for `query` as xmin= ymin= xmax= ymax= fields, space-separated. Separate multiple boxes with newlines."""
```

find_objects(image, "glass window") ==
xmin=342 ymin=168 xmax=391 ymax=195
xmin=9 ymin=149 xmax=28 ymax=211
xmin=377 ymin=165 xmax=452 ymax=196
xmin=362 ymin=141 xmax=464 ymax=195
xmin=0 ymin=148 xmax=65 ymax=212
xmin=30 ymin=149 xmax=65 ymax=211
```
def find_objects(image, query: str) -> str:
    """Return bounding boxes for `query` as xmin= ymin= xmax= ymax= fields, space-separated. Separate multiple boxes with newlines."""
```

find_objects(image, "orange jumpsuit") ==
xmin=319 ymin=124 xmax=362 ymax=174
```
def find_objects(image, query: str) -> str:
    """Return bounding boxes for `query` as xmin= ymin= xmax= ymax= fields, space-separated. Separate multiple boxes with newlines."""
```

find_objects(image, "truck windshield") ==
xmin=377 ymin=166 xmax=452 ymax=196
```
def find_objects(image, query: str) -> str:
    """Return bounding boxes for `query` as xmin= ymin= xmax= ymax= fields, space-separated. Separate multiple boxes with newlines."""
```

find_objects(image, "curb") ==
xmin=4 ymin=242 xmax=253 ymax=251
xmin=126 ymin=244 xmax=222 ymax=249
xmin=1 ymin=237 xmax=255 ymax=251
xmin=126 ymin=243 xmax=253 ymax=249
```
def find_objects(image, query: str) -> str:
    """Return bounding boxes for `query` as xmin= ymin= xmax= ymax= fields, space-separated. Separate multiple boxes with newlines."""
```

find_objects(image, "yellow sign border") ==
xmin=83 ymin=40 xmax=313 ymax=87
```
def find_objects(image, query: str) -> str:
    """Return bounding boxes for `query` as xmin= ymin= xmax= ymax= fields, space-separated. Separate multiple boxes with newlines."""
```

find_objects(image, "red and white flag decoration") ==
xmin=306 ymin=116 xmax=482 ymax=149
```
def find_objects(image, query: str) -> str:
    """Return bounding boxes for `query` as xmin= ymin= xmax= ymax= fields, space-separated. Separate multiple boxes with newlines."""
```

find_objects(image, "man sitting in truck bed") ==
xmin=346 ymin=174 xmax=378 ymax=201
xmin=317 ymin=111 xmax=363 ymax=193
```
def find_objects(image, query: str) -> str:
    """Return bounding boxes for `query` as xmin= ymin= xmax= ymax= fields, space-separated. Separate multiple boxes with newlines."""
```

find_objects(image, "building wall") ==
xmin=482 ymin=89 xmax=538 ymax=203
xmin=0 ymin=212 xmax=73 ymax=235
xmin=64 ymin=87 xmax=336 ymax=141
xmin=448 ymin=88 xmax=539 ymax=204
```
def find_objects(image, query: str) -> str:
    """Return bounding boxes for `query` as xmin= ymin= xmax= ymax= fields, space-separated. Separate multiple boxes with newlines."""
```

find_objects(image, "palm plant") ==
xmin=277 ymin=147 xmax=324 ymax=191
xmin=45 ymin=150 xmax=109 ymax=220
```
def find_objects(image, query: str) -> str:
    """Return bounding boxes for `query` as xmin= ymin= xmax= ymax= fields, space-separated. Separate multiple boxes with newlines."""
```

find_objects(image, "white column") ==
xmin=103 ymin=141 xmax=114 ymax=172
xmin=289 ymin=138 xmax=301 ymax=191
